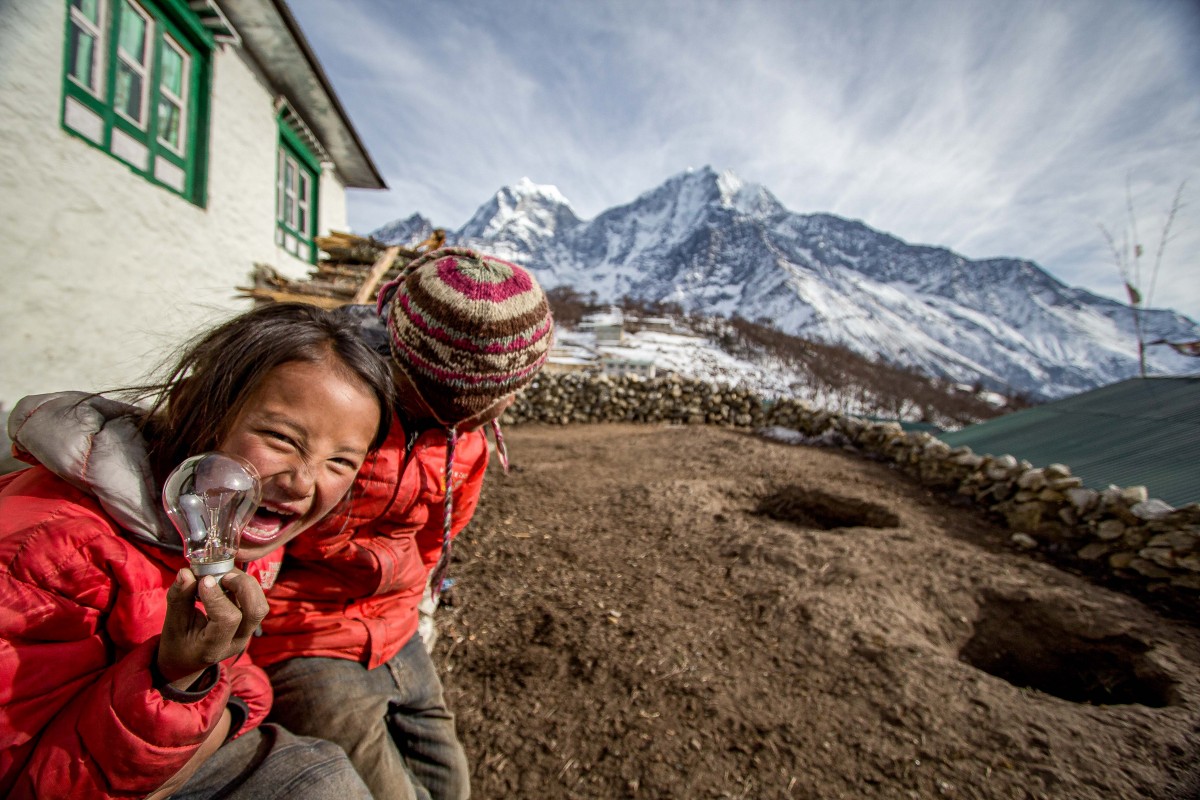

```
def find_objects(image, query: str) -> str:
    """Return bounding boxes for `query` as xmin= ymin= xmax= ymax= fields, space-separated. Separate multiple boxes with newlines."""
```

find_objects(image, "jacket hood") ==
xmin=8 ymin=391 xmax=180 ymax=552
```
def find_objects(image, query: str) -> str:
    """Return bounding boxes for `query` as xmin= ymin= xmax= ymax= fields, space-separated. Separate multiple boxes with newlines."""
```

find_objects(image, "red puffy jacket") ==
xmin=253 ymin=413 xmax=488 ymax=669
xmin=0 ymin=467 xmax=277 ymax=800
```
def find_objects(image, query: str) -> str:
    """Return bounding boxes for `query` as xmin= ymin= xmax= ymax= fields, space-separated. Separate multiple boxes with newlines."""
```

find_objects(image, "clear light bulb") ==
xmin=162 ymin=452 xmax=261 ymax=577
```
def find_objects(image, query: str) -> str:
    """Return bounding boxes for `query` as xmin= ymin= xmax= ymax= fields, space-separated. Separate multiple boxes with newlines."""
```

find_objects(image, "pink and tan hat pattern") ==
xmin=380 ymin=247 xmax=554 ymax=426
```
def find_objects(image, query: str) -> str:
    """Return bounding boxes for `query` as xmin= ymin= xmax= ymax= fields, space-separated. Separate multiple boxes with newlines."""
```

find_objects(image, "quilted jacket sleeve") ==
xmin=3 ymin=637 xmax=230 ymax=800
xmin=223 ymin=653 xmax=272 ymax=739
xmin=0 ymin=471 xmax=234 ymax=800
xmin=450 ymin=442 xmax=489 ymax=536
xmin=414 ymin=435 xmax=490 ymax=571
xmin=274 ymin=527 xmax=427 ymax=602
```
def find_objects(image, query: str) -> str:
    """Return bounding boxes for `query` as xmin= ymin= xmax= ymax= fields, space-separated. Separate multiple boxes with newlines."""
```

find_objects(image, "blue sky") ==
xmin=289 ymin=0 xmax=1200 ymax=320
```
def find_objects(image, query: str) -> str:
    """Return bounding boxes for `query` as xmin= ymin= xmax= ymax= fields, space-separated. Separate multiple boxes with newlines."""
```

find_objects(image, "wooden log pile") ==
xmin=238 ymin=228 xmax=445 ymax=308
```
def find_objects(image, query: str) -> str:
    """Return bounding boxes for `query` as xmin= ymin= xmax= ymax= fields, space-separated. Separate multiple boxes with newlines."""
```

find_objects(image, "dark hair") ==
xmin=141 ymin=303 xmax=394 ymax=479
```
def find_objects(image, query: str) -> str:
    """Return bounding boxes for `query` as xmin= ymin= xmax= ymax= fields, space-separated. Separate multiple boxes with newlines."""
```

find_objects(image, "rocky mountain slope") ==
xmin=372 ymin=168 xmax=1200 ymax=400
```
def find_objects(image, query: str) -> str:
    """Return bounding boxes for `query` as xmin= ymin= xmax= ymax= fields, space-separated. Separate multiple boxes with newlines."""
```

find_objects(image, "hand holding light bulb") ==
xmin=156 ymin=453 xmax=269 ymax=690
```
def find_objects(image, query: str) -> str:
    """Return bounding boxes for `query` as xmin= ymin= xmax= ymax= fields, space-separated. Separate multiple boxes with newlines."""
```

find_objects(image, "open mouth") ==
xmin=241 ymin=504 xmax=300 ymax=545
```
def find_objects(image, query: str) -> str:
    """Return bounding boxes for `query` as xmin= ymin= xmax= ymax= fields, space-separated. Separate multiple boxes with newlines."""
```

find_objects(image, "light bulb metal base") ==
xmin=190 ymin=558 xmax=236 ymax=577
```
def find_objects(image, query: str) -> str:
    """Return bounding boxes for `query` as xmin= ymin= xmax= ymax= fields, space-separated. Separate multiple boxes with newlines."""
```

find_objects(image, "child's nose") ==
xmin=277 ymin=459 xmax=315 ymax=498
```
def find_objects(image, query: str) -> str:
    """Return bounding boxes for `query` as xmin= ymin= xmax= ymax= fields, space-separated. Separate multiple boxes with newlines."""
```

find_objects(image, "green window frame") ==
xmin=275 ymin=120 xmax=321 ymax=264
xmin=60 ymin=0 xmax=213 ymax=205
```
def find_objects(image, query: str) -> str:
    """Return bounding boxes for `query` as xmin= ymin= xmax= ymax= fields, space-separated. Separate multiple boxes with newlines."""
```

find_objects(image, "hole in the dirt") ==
xmin=753 ymin=486 xmax=899 ymax=530
xmin=959 ymin=598 xmax=1176 ymax=707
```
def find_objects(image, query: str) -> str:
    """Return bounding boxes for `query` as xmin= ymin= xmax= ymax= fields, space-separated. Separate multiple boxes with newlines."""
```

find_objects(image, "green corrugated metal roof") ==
xmin=939 ymin=377 xmax=1200 ymax=507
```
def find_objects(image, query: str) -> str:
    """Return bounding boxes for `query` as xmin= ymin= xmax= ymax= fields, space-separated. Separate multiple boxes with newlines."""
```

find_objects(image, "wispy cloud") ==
xmin=291 ymin=0 xmax=1200 ymax=319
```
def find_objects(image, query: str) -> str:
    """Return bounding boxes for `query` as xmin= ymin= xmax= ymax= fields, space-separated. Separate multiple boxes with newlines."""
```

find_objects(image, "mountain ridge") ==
xmin=370 ymin=166 xmax=1199 ymax=400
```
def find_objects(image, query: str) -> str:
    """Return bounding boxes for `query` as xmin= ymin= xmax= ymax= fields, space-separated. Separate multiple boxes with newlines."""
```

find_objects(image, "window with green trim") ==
xmin=61 ymin=0 xmax=212 ymax=204
xmin=275 ymin=122 xmax=320 ymax=263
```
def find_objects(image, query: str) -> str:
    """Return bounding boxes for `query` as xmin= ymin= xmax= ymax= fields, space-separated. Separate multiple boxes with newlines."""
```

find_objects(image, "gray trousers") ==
xmin=169 ymin=723 xmax=372 ymax=800
xmin=265 ymin=633 xmax=469 ymax=800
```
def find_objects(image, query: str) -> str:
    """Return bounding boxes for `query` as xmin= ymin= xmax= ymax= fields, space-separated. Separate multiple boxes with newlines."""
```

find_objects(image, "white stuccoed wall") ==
xmin=318 ymin=160 xmax=347 ymax=238
xmin=0 ymin=2 xmax=349 ymax=409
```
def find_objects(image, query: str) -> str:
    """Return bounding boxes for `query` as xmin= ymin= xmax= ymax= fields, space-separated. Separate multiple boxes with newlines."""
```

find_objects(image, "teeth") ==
xmin=239 ymin=503 xmax=305 ymax=549
xmin=243 ymin=511 xmax=286 ymax=540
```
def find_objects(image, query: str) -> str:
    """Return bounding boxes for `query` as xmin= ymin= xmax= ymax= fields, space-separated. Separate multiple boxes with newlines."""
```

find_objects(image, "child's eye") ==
xmin=263 ymin=429 xmax=297 ymax=447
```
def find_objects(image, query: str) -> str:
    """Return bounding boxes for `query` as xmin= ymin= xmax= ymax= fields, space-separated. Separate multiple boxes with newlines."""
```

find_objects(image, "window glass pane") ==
xmin=158 ymin=98 xmax=181 ymax=148
xmin=68 ymin=26 xmax=97 ymax=87
xmin=72 ymin=0 xmax=101 ymax=25
xmin=277 ymin=149 xmax=286 ymax=218
xmin=160 ymin=43 xmax=183 ymax=95
xmin=118 ymin=2 xmax=147 ymax=63
xmin=114 ymin=64 xmax=144 ymax=122
xmin=297 ymin=173 xmax=310 ymax=232
xmin=157 ymin=40 xmax=187 ymax=152
xmin=284 ymin=156 xmax=297 ymax=227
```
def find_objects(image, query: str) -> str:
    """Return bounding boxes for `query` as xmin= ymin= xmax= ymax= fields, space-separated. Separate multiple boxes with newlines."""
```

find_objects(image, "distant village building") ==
xmin=0 ymin=0 xmax=384 ymax=404
xmin=634 ymin=315 xmax=678 ymax=334
xmin=544 ymin=342 xmax=594 ymax=375
xmin=550 ymin=311 xmax=677 ymax=379
xmin=579 ymin=308 xmax=625 ymax=344
xmin=599 ymin=352 xmax=657 ymax=379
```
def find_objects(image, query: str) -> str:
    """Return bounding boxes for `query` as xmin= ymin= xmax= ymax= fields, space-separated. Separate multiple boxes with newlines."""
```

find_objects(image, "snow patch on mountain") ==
xmin=554 ymin=325 xmax=862 ymax=417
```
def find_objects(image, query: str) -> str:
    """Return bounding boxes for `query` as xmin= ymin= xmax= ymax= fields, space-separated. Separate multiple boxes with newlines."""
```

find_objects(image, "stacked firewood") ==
xmin=238 ymin=228 xmax=445 ymax=308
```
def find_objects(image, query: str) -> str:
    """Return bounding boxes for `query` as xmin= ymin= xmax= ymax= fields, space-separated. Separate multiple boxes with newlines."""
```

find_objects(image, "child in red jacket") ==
xmin=257 ymin=248 xmax=554 ymax=800
xmin=0 ymin=303 xmax=393 ymax=800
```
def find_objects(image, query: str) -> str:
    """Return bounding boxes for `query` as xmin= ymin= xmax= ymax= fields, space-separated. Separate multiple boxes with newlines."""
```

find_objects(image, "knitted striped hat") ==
xmin=378 ymin=247 xmax=553 ymax=427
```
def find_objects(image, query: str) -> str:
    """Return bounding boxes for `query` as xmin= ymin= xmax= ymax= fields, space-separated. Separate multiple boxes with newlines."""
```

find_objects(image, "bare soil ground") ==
xmin=433 ymin=424 xmax=1200 ymax=800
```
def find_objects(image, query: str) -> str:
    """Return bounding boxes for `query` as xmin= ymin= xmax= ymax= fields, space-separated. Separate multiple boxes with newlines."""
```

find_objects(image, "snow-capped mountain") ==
xmin=372 ymin=167 xmax=1200 ymax=400
xmin=371 ymin=212 xmax=437 ymax=249
xmin=458 ymin=177 xmax=581 ymax=246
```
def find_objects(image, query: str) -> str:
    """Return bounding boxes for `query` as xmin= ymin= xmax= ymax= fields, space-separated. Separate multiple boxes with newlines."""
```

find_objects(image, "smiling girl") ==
xmin=0 ymin=303 xmax=393 ymax=800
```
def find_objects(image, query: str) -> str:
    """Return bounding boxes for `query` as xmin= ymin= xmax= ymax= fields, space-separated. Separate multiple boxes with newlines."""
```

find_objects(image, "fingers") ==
xmin=160 ymin=568 xmax=199 ymax=645
xmin=192 ymin=574 xmax=243 ymax=663
xmin=216 ymin=570 xmax=270 ymax=644
xmin=164 ymin=568 xmax=199 ymax=612
xmin=194 ymin=570 xmax=268 ymax=654
xmin=158 ymin=567 xmax=270 ymax=689
xmin=160 ymin=568 xmax=270 ymax=682
xmin=157 ymin=569 xmax=204 ymax=684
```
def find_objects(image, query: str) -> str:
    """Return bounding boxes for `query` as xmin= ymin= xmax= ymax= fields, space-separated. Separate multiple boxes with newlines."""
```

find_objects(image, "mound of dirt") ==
xmin=434 ymin=424 xmax=1200 ymax=799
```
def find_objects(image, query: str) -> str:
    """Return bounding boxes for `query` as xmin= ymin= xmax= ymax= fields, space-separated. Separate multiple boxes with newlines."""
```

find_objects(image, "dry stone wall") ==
xmin=508 ymin=373 xmax=1200 ymax=609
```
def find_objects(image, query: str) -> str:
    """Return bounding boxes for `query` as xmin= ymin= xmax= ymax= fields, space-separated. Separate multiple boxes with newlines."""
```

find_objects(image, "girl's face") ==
xmin=217 ymin=355 xmax=380 ymax=563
